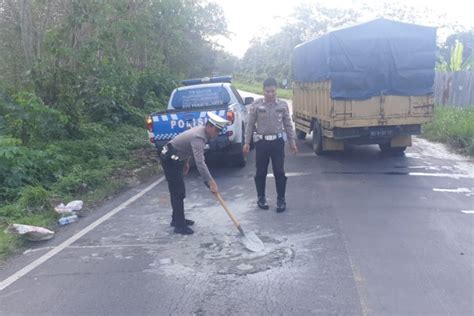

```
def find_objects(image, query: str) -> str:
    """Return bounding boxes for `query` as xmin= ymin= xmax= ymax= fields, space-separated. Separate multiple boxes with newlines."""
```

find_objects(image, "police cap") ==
xmin=207 ymin=112 xmax=230 ymax=130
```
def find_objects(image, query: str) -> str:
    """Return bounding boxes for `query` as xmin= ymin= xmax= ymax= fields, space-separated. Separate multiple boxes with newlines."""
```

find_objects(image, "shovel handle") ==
xmin=214 ymin=192 xmax=241 ymax=230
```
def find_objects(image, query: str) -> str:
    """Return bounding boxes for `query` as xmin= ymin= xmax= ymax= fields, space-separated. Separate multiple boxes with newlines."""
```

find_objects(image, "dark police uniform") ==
xmin=159 ymin=112 xmax=228 ymax=234
xmin=160 ymin=126 xmax=211 ymax=227
xmin=245 ymin=98 xmax=296 ymax=212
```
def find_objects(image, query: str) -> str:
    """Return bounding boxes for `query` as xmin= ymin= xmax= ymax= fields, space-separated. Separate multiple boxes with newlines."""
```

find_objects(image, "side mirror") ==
xmin=244 ymin=97 xmax=254 ymax=105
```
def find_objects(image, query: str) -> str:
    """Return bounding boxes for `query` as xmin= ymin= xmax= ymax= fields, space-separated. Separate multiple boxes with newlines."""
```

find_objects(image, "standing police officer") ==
xmin=160 ymin=112 xmax=229 ymax=235
xmin=243 ymin=78 xmax=298 ymax=213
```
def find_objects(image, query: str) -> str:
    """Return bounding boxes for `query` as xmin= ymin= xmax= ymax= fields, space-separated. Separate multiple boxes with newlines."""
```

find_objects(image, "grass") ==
xmin=0 ymin=204 xmax=57 ymax=258
xmin=422 ymin=106 xmax=474 ymax=155
xmin=233 ymin=81 xmax=293 ymax=100
xmin=0 ymin=232 xmax=20 ymax=259
xmin=0 ymin=124 xmax=160 ymax=261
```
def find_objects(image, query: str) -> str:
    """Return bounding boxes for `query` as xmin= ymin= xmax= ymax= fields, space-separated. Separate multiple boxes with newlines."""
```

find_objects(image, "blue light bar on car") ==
xmin=181 ymin=75 xmax=232 ymax=86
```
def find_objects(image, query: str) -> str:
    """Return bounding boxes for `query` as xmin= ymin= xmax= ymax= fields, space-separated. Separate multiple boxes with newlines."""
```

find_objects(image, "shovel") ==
xmin=212 ymin=191 xmax=265 ymax=252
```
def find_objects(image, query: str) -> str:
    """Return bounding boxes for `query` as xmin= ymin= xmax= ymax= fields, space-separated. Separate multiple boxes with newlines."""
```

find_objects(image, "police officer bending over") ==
xmin=160 ymin=112 xmax=229 ymax=235
xmin=243 ymin=78 xmax=298 ymax=212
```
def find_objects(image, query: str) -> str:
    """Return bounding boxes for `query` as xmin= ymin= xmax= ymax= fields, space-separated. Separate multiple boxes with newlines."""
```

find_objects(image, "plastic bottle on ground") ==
xmin=58 ymin=214 xmax=78 ymax=225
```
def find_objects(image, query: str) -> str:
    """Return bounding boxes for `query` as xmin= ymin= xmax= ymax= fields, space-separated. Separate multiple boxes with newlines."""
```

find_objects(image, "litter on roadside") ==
xmin=57 ymin=214 xmax=78 ymax=226
xmin=54 ymin=200 xmax=83 ymax=214
xmin=6 ymin=224 xmax=55 ymax=241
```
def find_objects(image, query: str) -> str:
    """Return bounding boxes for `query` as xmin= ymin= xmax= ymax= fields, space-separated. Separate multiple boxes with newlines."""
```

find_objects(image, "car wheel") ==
xmin=296 ymin=129 xmax=306 ymax=140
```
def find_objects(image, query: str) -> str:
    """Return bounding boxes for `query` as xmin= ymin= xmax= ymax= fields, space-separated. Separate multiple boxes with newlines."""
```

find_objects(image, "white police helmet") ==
xmin=207 ymin=112 xmax=230 ymax=130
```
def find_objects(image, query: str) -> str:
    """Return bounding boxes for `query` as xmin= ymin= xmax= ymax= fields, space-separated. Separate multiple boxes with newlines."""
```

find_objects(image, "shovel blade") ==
xmin=241 ymin=231 xmax=265 ymax=252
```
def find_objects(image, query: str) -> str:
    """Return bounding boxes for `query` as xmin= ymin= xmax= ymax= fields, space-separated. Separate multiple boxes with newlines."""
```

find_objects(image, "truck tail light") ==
xmin=226 ymin=111 xmax=234 ymax=124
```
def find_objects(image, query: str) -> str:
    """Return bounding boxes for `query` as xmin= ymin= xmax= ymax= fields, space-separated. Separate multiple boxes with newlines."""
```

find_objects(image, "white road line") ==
xmin=23 ymin=243 xmax=162 ymax=255
xmin=0 ymin=176 xmax=165 ymax=292
xmin=461 ymin=210 xmax=474 ymax=214
xmin=267 ymin=172 xmax=311 ymax=178
xmin=433 ymin=188 xmax=472 ymax=193
xmin=409 ymin=172 xmax=473 ymax=180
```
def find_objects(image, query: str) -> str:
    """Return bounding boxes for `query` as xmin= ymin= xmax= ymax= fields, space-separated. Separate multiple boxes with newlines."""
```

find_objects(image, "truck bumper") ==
xmin=332 ymin=124 xmax=421 ymax=144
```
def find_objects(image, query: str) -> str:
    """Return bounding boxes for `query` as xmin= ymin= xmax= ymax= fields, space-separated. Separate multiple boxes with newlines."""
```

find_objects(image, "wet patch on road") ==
xmin=197 ymin=234 xmax=295 ymax=275
xmin=144 ymin=228 xmax=333 ymax=280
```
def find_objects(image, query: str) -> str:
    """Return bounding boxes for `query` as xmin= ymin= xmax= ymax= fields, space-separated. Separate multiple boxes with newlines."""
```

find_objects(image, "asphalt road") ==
xmin=0 ymin=94 xmax=473 ymax=315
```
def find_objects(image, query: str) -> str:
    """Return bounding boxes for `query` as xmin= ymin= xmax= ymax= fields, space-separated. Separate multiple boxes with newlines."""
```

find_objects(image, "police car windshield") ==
xmin=171 ymin=86 xmax=231 ymax=109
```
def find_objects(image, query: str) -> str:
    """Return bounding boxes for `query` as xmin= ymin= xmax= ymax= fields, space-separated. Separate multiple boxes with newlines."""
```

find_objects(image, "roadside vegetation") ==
xmin=422 ymin=106 xmax=474 ymax=155
xmin=233 ymin=80 xmax=293 ymax=99
xmin=0 ymin=0 xmax=234 ymax=260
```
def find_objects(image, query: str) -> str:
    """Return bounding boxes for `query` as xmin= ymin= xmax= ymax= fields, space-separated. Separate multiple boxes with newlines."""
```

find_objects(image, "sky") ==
xmin=214 ymin=0 xmax=474 ymax=57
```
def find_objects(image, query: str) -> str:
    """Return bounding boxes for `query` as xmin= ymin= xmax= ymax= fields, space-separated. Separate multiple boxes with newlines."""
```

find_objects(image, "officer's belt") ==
xmin=161 ymin=143 xmax=182 ymax=161
xmin=256 ymin=133 xmax=283 ymax=141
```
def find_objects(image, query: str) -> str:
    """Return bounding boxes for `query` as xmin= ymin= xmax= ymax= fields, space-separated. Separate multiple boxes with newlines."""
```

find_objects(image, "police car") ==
xmin=146 ymin=76 xmax=254 ymax=167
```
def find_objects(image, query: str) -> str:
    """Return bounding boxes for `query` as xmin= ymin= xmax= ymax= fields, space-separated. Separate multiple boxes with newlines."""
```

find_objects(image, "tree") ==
xmin=237 ymin=2 xmax=464 ymax=83
xmin=0 ymin=0 xmax=229 ymax=127
xmin=440 ymin=30 xmax=474 ymax=67
xmin=437 ymin=40 xmax=474 ymax=71
xmin=238 ymin=4 xmax=360 ymax=83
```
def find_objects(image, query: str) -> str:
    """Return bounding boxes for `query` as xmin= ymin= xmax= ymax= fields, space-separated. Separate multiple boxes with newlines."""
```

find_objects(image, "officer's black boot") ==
xmin=257 ymin=196 xmax=269 ymax=210
xmin=255 ymin=176 xmax=269 ymax=210
xmin=170 ymin=219 xmax=195 ymax=227
xmin=170 ymin=196 xmax=194 ymax=234
xmin=275 ymin=175 xmax=287 ymax=212
xmin=276 ymin=197 xmax=286 ymax=213
xmin=174 ymin=225 xmax=194 ymax=235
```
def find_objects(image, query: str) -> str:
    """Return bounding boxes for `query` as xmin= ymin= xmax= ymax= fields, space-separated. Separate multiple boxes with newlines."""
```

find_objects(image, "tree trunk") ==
xmin=19 ymin=0 xmax=34 ymax=67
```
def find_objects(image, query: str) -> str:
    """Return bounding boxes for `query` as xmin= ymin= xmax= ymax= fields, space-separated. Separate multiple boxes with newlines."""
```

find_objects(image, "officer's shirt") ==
xmin=170 ymin=126 xmax=212 ymax=182
xmin=245 ymin=98 xmax=296 ymax=146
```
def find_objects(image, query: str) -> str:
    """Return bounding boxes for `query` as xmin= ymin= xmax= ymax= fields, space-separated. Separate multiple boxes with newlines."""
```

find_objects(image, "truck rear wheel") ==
xmin=312 ymin=121 xmax=323 ymax=155
xmin=379 ymin=143 xmax=407 ymax=153
xmin=296 ymin=129 xmax=307 ymax=140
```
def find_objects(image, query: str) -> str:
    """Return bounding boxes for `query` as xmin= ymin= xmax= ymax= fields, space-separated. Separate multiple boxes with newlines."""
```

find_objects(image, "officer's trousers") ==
xmin=161 ymin=157 xmax=186 ymax=227
xmin=254 ymin=138 xmax=287 ymax=199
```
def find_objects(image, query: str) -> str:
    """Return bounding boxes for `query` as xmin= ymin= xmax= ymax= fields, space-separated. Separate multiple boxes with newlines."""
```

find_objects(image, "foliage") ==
xmin=0 ymin=0 xmax=230 ymax=257
xmin=437 ymin=40 xmax=474 ymax=71
xmin=17 ymin=186 xmax=51 ymax=213
xmin=233 ymin=80 xmax=293 ymax=100
xmin=237 ymin=4 xmax=360 ymax=84
xmin=439 ymin=30 xmax=474 ymax=65
xmin=0 ymin=136 xmax=37 ymax=202
xmin=236 ymin=2 xmax=464 ymax=84
xmin=423 ymin=106 xmax=474 ymax=155
xmin=5 ymin=92 xmax=69 ymax=144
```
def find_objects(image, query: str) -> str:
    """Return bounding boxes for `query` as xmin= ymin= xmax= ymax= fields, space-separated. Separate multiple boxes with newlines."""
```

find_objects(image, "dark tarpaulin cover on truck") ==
xmin=293 ymin=18 xmax=437 ymax=100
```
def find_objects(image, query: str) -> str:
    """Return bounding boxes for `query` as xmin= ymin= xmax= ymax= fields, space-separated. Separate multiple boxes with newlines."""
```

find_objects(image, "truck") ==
xmin=292 ymin=18 xmax=436 ymax=154
xmin=146 ymin=76 xmax=254 ymax=166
